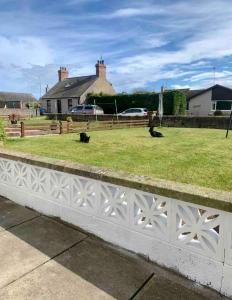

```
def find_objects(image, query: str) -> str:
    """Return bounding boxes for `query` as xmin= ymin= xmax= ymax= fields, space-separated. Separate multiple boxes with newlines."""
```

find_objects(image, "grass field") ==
xmin=4 ymin=116 xmax=50 ymax=126
xmin=4 ymin=127 xmax=232 ymax=192
xmin=23 ymin=116 xmax=50 ymax=125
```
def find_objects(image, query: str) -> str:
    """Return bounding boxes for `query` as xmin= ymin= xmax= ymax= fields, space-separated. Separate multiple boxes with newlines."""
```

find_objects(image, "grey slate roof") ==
xmin=188 ymin=84 xmax=232 ymax=101
xmin=165 ymin=88 xmax=206 ymax=101
xmin=186 ymin=89 xmax=206 ymax=100
xmin=0 ymin=92 xmax=37 ymax=102
xmin=42 ymin=75 xmax=98 ymax=99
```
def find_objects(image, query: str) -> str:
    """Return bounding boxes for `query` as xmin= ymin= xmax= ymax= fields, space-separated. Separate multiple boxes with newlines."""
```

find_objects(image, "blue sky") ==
xmin=0 ymin=0 xmax=232 ymax=98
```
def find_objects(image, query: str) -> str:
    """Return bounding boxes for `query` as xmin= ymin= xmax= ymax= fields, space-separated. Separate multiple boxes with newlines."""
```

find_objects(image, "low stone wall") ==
xmin=0 ymin=150 xmax=232 ymax=297
xmin=153 ymin=116 xmax=230 ymax=129
xmin=46 ymin=114 xmax=230 ymax=129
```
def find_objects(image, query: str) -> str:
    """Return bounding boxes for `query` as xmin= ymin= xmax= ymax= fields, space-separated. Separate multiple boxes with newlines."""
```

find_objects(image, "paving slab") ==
xmin=0 ymin=216 xmax=86 ymax=288
xmin=0 ymin=196 xmax=39 ymax=232
xmin=0 ymin=259 xmax=115 ymax=300
xmin=0 ymin=198 xmax=229 ymax=300
xmin=0 ymin=238 xmax=153 ymax=300
xmin=134 ymin=274 xmax=227 ymax=300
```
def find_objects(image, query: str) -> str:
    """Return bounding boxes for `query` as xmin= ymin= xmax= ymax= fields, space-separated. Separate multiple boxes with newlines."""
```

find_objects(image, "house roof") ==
xmin=188 ymin=84 xmax=232 ymax=101
xmin=42 ymin=75 xmax=98 ymax=99
xmin=186 ymin=89 xmax=206 ymax=100
xmin=165 ymin=88 xmax=206 ymax=100
xmin=0 ymin=92 xmax=37 ymax=102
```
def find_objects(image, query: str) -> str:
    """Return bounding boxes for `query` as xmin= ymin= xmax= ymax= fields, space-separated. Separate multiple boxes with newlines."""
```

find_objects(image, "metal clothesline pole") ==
xmin=115 ymin=99 xmax=118 ymax=121
xmin=158 ymin=86 xmax=164 ymax=127
xmin=226 ymin=110 xmax=232 ymax=138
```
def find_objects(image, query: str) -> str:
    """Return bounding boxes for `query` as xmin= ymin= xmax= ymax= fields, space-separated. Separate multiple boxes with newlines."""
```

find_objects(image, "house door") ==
xmin=57 ymin=100 xmax=62 ymax=113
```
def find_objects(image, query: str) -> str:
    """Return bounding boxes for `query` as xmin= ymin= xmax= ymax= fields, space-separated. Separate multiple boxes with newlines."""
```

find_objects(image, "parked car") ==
xmin=70 ymin=105 xmax=104 ymax=115
xmin=39 ymin=107 xmax=47 ymax=115
xmin=118 ymin=108 xmax=148 ymax=117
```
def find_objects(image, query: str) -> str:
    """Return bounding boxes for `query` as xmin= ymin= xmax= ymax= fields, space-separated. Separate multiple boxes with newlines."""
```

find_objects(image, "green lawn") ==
xmin=23 ymin=116 xmax=50 ymax=125
xmin=4 ymin=116 xmax=50 ymax=126
xmin=4 ymin=127 xmax=232 ymax=192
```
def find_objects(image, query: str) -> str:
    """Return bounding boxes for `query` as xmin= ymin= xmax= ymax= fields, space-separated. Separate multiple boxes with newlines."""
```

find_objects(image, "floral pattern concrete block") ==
xmin=173 ymin=201 xmax=223 ymax=260
xmin=131 ymin=191 xmax=170 ymax=240
xmin=71 ymin=177 xmax=97 ymax=213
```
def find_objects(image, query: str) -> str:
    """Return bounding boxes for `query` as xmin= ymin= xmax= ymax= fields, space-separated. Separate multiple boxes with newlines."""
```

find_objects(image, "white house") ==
xmin=41 ymin=60 xmax=116 ymax=114
xmin=188 ymin=84 xmax=232 ymax=116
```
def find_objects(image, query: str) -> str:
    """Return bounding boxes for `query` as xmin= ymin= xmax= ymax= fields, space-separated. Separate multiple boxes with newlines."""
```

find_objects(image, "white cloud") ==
xmin=188 ymin=71 xmax=232 ymax=83
xmin=171 ymin=84 xmax=190 ymax=90
xmin=1 ymin=0 xmax=232 ymax=95
xmin=140 ymin=35 xmax=168 ymax=49
xmin=66 ymin=0 xmax=101 ymax=4
xmin=105 ymin=6 xmax=166 ymax=18
xmin=0 ymin=36 xmax=53 ymax=67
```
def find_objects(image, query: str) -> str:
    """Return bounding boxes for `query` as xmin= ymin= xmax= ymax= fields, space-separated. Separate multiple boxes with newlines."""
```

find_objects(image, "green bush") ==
xmin=0 ymin=119 xmax=6 ymax=142
xmin=87 ymin=91 xmax=186 ymax=115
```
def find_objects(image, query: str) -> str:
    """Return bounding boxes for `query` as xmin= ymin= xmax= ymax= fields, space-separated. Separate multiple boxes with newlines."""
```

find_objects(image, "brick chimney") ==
xmin=95 ymin=59 xmax=106 ymax=80
xmin=58 ymin=67 xmax=69 ymax=82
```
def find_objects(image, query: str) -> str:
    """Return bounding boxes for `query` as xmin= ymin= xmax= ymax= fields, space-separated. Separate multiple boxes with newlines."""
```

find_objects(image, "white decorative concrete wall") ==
xmin=0 ymin=156 xmax=232 ymax=297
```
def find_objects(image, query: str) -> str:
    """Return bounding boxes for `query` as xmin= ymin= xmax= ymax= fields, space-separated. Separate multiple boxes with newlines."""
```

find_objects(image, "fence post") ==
xmin=67 ymin=121 xmax=70 ymax=133
xmin=148 ymin=111 xmax=155 ymax=127
xmin=59 ymin=121 xmax=63 ymax=134
xmin=87 ymin=120 xmax=89 ymax=131
xmin=20 ymin=122 xmax=25 ymax=138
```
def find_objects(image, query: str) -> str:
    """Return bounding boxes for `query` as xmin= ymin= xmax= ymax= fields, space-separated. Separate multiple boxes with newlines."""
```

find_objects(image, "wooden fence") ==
xmin=6 ymin=119 xmax=149 ymax=138
xmin=67 ymin=119 xmax=149 ymax=134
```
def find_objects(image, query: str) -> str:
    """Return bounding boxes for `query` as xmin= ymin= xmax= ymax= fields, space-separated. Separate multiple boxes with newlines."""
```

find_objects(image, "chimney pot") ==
xmin=58 ymin=66 xmax=69 ymax=82
xmin=96 ymin=59 xmax=106 ymax=79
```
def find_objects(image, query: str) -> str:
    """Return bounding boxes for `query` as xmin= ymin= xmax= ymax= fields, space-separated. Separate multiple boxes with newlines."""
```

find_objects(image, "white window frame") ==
xmin=68 ymin=98 xmax=73 ymax=110
xmin=213 ymin=100 xmax=232 ymax=112
xmin=211 ymin=101 xmax=217 ymax=111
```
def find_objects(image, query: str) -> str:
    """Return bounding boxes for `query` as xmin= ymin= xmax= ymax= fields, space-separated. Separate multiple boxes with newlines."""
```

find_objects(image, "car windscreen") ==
xmin=124 ymin=109 xmax=134 ymax=113
xmin=72 ymin=106 xmax=83 ymax=111
xmin=84 ymin=105 xmax=94 ymax=110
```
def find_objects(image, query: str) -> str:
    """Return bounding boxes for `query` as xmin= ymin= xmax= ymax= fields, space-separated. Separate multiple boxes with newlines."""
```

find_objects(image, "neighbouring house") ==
xmin=0 ymin=92 xmax=37 ymax=109
xmin=41 ymin=59 xmax=116 ymax=114
xmin=187 ymin=84 xmax=232 ymax=116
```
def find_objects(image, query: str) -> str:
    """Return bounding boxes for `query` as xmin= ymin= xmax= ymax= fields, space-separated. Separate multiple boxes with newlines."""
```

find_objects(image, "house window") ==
xmin=68 ymin=99 xmax=72 ymax=111
xmin=47 ymin=100 xmax=51 ymax=113
xmin=212 ymin=101 xmax=217 ymax=111
xmin=216 ymin=100 xmax=232 ymax=111
xmin=5 ymin=101 xmax=20 ymax=109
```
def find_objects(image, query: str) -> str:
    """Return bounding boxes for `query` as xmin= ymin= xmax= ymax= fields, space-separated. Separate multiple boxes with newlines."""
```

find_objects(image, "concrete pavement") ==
xmin=0 ymin=196 xmax=229 ymax=299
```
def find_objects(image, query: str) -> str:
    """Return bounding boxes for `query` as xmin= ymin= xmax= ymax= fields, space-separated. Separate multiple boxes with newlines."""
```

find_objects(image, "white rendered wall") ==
xmin=0 ymin=157 xmax=231 ymax=296
xmin=189 ymin=90 xmax=212 ymax=116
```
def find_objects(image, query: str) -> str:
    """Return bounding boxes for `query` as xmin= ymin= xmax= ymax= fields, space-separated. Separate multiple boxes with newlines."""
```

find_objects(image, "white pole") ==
xmin=158 ymin=86 xmax=164 ymax=127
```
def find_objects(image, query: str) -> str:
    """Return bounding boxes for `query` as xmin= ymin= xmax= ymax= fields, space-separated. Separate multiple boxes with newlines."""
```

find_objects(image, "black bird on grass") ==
xmin=80 ymin=132 xmax=90 ymax=143
xmin=149 ymin=127 xmax=164 ymax=138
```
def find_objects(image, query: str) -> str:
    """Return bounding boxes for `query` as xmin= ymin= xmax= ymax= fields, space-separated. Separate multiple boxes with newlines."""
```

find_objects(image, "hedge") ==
xmin=0 ymin=119 xmax=5 ymax=142
xmin=87 ymin=91 xmax=186 ymax=115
